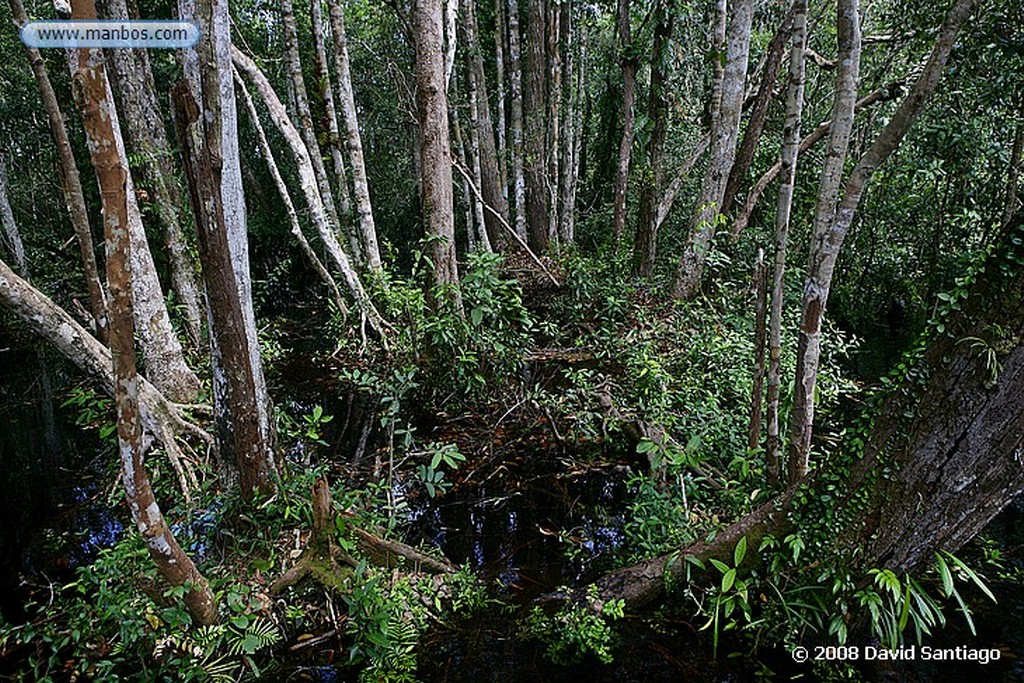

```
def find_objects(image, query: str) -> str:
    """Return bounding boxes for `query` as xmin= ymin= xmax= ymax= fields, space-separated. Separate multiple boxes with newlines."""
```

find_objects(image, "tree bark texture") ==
xmin=461 ymin=0 xmax=510 ymax=250
xmin=748 ymin=249 xmax=768 ymax=451
xmin=507 ymin=0 xmax=527 ymax=240
xmin=633 ymin=1 xmax=674 ymax=278
xmin=104 ymin=0 xmax=204 ymax=348
xmin=0 ymin=154 xmax=28 ymax=277
xmin=611 ymin=0 xmax=636 ymax=245
xmin=765 ymin=0 xmax=808 ymax=487
xmin=673 ymin=0 xmax=754 ymax=300
xmin=70 ymin=0 xmax=216 ymax=625
xmin=413 ymin=0 xmax=463 ymax=305
xmin=788 ymin=0 xmax=975 ymax=481
xmin=9 ymin=0 xmax=108 ymax=342
xmin=523 ymin=0 xmax=550 ymax=251
xmin=326 ymin=0 xmax=383 ymax=271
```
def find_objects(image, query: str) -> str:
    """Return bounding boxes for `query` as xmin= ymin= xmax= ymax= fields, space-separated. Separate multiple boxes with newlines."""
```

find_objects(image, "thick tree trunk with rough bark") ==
xmin=69 ymin=0 xmax=216 ymax=625
xmin=611 ymin=0 xmax=636 ymax=245
xmin=633 ymin=1 xmax=674 ymax=278
xmin=523 ymin=0 xmax=549 ymax=252
xmin=9 ymin=0 xmax=108 ymax=342
xmin=413 ymin=0 xmax=462 ymax=305
xmin=788 ymin=0 xmax=976 ymax=481
xmin=104 ymin=0 xmax=204 ymax=348
xmin=673 ymin=0 xmax=754 ymax=300
xmin=326 ymin=0 xmax=383 ymax=271
xmin=765 ymin=0 xmax=807 ymax=486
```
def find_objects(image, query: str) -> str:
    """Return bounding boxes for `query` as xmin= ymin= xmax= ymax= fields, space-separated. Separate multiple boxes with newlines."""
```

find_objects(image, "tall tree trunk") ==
xmin=748 ymin=248 xmax=769 ymax=451
xmin=788 ymin=0 xmax=976 ymax=481
xmin=0 ymin=154 xmax=28 ymax=277
xmin=545 ymin=0 xmax=561 ymax=244
xmin=461 ymin=0 xmax=510 ymax=250
xmin=104 ymin=0 xmax=204 ymax=348
xmin=280 ymin=0 xmax=358 ymax=262
xmin=69 ymin=0 xmax=216 ymax=625
xmin=65 ymin=27 xmax=200 ymax=403
xmin=765 ymin=0 xmax=808 ymax=487
xmin=310 ymin=0 xmax=355 ymax=259
xmin=557 ymin=3 xmax=581 ymax=246
xmin=326 ymin=0 xmax=383 ymax=272
xmin=9 ymin=0 xmax=108 ymax=341
xmin=633 ymin=0 xmax=674 ymax=278
xmin=507 ymin=0 xmax=527 ymax=240
xmin=721 ymin=9 xmax=794 ymax=218
xmin=672 ymin=0 xmax=755 ymax=300
xmin=451 ymin=102 xmax=482 ymax=252
xmin=235 ymin=71 xmax=349 ymax=317
xmin=176 ymin=0 xmax=275 ymax=476
xmin=462 ymin=69 xmax=493 ymax=253
xmin=493 ymin=0 xmax=509 ymax=194
xmin=232 ymin=48 xmax=388 ymax=336
xmin=611 ymin=0 xmax=636 ymax=245
xmin=413 ymin=0 xmax=463 ymax=307
xmin=523 ymin=0 xmax=550 ymax=251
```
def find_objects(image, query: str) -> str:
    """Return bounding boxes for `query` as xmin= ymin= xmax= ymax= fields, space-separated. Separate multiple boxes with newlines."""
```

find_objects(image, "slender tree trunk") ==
xmin=721 ymin=9 xmax=793 ymax=218
xmin=327 ymin=0 xmax=383 ymax=272
xmin=1003 ymin=120 xmax=1023 ymax=228
xmin=280 ymin=0 xmax=357 ymax=262
xmin=232 ymin=48 xmax=388 ymax=336
xmin=653 ymin=132 xmax=711 ymax=236
xmin=673 ymin=0 xmax=754 ymax=300
xmin=9 ymin=0 xmax=108 ymax=341
xmin=788 ymin=0 xmax=976 ymax=481
xmin=494 ymin=0 xmax=508 ymax=194
xmin=787 ymin=0 xmax=861 ymax=482
xmin=765 ymin=0 xmax=807 ymax=486
xmin=463 ymin=72 xmax=493 ymax=253
xmin=558 ymin=4 xmax=581 ymax=246
xmin=451 ymin=103 xmax=481 ymax=251
xmin=748 ymin=249 xmax=769 ymax=451
xmin=545 ymin=0 xmax=561 ymax=244
xmin=311 ymin=0 xmax=355 ymax=256
xmin=413 ymin=0 xmax=463 ymax=307
xmin=507 ymin=0 xmax=527 ymax=240
xmin=443 ymin=0 xmax=458 ymax=91
xmin=235 ymin=71 xmax=348 ymax=316
xmin=461 ymin=0 xmax=510 ymax=250
xmin=611 ymin=0 xmax=636 ymax=245
xmin=65 ymin=26 xmax=200 ymax=403
xmin=70 ymin=0 xmax=216 ymax=624
xmin=634 ymin=1 xmax=674 ymax=278
xmin=523 ymin=0 xmax=550 ymax=251
xmin=104 ymin=0 xmax=204 ymax=348
xmin=0 ymin=155 xmax=28 ymax=277
xmin=732 ymin=78 xmax=907 ymax=237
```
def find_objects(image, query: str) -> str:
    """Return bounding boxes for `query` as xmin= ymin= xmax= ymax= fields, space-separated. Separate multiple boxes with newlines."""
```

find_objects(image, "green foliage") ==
xmin=415 ymin=441 xmax=467 ymax=498
xmin=523 ymin=586 xmax=625 ymax=665
xmin=61 ymin=385 xmax=117 ymax=447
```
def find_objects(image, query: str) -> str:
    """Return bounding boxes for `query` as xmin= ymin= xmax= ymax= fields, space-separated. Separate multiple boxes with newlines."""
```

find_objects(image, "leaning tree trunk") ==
xmin=672 ymin=0 xmax=754 ymax=300
xmin=610 ymin=0 xmax=636 ymax=246
xmin=788 ymin=0 xmax=976 ymax=481
xmin=326 ymin=0 xmax=383 ymax=272
xmin=413 ymin=0 xmax=463 ymax=308
xmin=231 ymin=48 xmax=388 ymax=337
xmin=104 ymin=0 xmax=204 ymax=348
xmin=65 ymin=12 xmax=200 ymax=404
xmin=765 ymin=0 xmax=808 ymax=487
xmin=0 ymin=154 xmax=28 ymax=277
xmin=8 ymin=0 xmax=108 ymax=342
xmin=589 ymin=217 xmax=1024 ymax=612
xmin=69 ymin=0 xmax=216 ymax=625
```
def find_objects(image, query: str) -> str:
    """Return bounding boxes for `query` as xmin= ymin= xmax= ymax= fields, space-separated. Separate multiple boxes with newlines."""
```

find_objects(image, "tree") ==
xmin=673 ymin=0 xmax=754 ymax=300
xmin=523 ymin=0 xmax=550 ymax=251
xmin=68 ymin=0 xmax=216 ymax=624
xmin=412 ymin=0 xmax=462 ymax=305
xmin=610 ymin=0 xmax=636 ymax=245
xmin=788 ymin=0 xmax=977 ymax=480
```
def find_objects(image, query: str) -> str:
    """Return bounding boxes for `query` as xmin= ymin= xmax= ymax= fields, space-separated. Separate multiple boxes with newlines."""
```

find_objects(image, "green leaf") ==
xmin=709 ymin=558 xmax=730 ymax=574
xmin=733 ymin=537 xmax=747 ymax=567
xmin=721 ymin=568 xmax=736 ymax=593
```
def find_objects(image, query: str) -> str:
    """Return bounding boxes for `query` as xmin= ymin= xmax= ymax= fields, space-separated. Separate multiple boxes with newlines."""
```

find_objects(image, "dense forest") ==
xmin=0 ymin=0 xmax=1022 ymax=679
